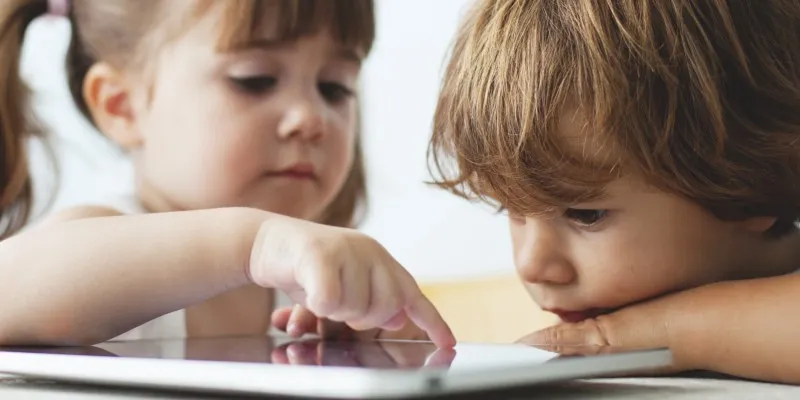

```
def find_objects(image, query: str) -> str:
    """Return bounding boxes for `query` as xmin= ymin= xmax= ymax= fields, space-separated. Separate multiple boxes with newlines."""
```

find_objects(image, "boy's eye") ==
xmin=318 ymin=82 xmax=354 ymax=103
xmin=230 ymin=76 xmax=277 ymax=94
xmin=563 ymin=208 xmax=608 ymax=226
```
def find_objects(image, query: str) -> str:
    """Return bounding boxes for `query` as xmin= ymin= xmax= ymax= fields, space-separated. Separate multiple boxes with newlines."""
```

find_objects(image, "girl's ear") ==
xmin=82 ymin=62 xmax=143 ymax=149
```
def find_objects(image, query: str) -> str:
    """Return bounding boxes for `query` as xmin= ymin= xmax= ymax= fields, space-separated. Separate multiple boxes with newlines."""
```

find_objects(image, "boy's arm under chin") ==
xmin=670 ymin=273 xmax=800 ymax=384
xmin=521 ymin=274 xmax=800 ymax=384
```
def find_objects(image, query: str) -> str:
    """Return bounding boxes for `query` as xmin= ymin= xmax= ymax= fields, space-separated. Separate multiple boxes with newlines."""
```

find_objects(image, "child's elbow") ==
xmin=0 ymin=314 xmax=109 ymax=347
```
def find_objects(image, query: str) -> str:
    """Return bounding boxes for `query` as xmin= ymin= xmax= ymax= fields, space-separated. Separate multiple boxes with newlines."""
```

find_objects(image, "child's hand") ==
xmin=271 ymin=305 xmax=430 ymax=341
xmin=516 ymin=285 xmax=708 ymax=375
xmin=249 ymin=217 xmax=455 ymax=348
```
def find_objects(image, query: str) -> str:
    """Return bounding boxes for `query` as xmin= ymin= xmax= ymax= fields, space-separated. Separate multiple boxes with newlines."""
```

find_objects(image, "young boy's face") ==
xmin=510 ymin=113 xmax=798 ymax=323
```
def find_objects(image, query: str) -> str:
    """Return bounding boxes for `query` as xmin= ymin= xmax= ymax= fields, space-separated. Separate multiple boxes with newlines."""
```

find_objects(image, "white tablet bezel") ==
xmin=0 ymin=340 xmax=671 ymax=398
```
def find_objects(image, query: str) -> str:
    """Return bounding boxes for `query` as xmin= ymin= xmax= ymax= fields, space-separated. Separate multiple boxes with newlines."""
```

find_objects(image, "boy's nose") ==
xmin=513 ymin=219 xmax=577 ymax=286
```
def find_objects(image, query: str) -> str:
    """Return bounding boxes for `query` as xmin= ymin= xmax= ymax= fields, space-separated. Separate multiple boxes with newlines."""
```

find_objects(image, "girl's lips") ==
xmin=266 ymin=163 xmax=316 ymax=180
xmin=269 ymin=171 xmax=315 ymax=180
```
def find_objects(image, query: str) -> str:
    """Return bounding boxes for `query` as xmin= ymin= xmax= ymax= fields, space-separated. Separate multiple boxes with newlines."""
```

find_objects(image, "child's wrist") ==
xmin=212 ymin=207 xmax=274 ymax=289
xmin=246 ymin=211 xmax=301 ymax=288
xmin=665 ymin=283 xmax=727 ymax=372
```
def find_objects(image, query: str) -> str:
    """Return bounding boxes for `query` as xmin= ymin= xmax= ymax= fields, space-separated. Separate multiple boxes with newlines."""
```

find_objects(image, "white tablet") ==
xmin=0 ymin=336 xmax=671 ymax=398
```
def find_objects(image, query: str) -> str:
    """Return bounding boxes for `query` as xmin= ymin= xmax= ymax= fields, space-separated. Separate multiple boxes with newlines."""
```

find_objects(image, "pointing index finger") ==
xmin=403 ymin=288 xmax=456 ymax=348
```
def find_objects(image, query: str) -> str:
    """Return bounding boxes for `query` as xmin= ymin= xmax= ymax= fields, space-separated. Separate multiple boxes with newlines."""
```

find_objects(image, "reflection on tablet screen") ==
xmin=3 ymin=336 xmax=561 ymax=371
xmin=101 ymin=336 xmax=449 ymax=369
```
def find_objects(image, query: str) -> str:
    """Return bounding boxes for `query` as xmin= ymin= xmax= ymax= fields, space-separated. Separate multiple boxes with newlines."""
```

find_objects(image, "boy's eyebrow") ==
xmin=239 ymin=38 xmax=364 ymax=64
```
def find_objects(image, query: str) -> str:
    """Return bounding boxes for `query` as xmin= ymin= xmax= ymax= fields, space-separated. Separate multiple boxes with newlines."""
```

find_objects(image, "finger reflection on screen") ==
xmin=425 ymin=347 xmax=457 ymax=368
xmin=8 ymin=336 xmax=456 ymax=370
xmin=270 ymin=339 xmax=454 ymax=369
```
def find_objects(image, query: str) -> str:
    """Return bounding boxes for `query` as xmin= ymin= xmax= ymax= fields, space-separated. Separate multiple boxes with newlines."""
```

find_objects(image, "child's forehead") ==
xmin=189 ymin=0 xmax=373 ymax=58
xmin=556 ymin=107 xmax=620 ymax=167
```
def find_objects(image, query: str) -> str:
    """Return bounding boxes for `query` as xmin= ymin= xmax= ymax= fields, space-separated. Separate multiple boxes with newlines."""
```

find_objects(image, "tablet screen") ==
xmin=0 ymin=337 xmax=671 ymax=399
xmin=3 ymin=336 xmax=559 ymax=371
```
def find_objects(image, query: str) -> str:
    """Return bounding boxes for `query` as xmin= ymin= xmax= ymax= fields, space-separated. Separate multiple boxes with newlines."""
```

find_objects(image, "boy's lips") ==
xmin=544 ymin=308 xmax=611 ymax=323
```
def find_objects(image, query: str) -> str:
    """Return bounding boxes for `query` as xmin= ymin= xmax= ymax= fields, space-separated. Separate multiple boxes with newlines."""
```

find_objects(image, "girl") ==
xmin=0 ymin=0 xmax=454 ymax=348
xmin=429 ymin=0 xmax=800 ymax=383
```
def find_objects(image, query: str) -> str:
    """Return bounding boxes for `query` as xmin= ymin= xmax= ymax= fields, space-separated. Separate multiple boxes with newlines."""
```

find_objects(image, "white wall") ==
xmin=359 ymin=0 xmax=514 ymax=281
xmin=21 ymin=0 xmax=515 ymax=283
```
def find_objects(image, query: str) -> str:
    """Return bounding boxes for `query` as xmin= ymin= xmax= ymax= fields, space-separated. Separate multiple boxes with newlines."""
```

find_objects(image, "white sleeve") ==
xmin=112 ymin=309 xmax=187 ymax=343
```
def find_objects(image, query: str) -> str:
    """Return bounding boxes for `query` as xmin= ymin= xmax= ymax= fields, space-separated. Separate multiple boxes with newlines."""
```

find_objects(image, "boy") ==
xmin=429 ymin=0 xmax=800 ymax=383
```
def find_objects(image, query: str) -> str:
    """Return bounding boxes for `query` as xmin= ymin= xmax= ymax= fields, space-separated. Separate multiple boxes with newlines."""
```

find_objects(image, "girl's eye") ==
xmin=318 ymin=82 xmax=354 ymax=103
xmin=230 ymin=76 xmax=277 ymax=94
xmin=563 ymin=208 xmax=608 ymax=227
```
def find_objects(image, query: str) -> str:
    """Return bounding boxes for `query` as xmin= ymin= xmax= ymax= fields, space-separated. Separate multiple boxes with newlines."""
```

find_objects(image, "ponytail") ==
xmin=0 ymin=0 xmax=48 ymax=238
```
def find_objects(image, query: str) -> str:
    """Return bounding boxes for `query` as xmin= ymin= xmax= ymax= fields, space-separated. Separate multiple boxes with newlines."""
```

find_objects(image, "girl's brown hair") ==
xmin=0 ymin=0 xmax=47 ymax=239
xmin=429 ymin=0 xmax=800 ymax=236
xmin=0 ymin=0 xmax=373 ymax=238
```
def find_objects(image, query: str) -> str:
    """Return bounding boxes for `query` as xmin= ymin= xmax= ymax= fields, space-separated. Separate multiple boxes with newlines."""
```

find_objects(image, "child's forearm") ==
xmin=0 ymin=207 xmax=270 ymax=346
xmin=675 ymin=274 xmax=800 ymax=383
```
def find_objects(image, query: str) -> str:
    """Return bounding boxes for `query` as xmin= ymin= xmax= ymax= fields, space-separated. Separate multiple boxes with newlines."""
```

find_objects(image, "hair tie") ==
xmin=47 ymin=0 xmax=70 ymax=17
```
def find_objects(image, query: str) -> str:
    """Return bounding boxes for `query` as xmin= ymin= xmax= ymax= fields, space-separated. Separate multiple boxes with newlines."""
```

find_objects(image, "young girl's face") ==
xmin=126 ymin=7 xmax=360 ymax=220
xmin=509 ymin=112 xmax=800 ymax=323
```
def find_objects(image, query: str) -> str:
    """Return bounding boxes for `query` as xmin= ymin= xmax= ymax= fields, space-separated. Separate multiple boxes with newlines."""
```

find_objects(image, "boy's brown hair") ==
xmin=0 ymin=0 xmax=372 ymax=238
xmin=429 ymin=0 xmax=800 ymax=235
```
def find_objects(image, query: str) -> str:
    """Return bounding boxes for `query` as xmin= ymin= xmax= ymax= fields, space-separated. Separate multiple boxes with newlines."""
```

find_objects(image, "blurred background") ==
xmin=22 ymin=0 xmax=554 ymax=342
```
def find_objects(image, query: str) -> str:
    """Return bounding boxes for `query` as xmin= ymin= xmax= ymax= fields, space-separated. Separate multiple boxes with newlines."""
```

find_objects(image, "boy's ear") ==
xmin=82 ymin=62 xmax=143 ymax=149
xmin=739 ymin=217 xmax=778 ymax=234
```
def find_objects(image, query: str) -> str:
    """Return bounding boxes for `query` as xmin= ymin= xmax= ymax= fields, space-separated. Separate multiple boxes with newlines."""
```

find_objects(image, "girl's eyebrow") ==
xmin=235 ymin=38 xmax=363 ymax=65
xmin=232 ymin=38 xmax=286 ymax=51
xmin=333 ymin=48 xmax=364 ymax=65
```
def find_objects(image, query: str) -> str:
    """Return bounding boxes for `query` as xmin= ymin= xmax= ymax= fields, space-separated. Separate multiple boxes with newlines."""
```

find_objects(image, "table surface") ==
xmin=2 ymin=374 xmax=799 ymax=399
